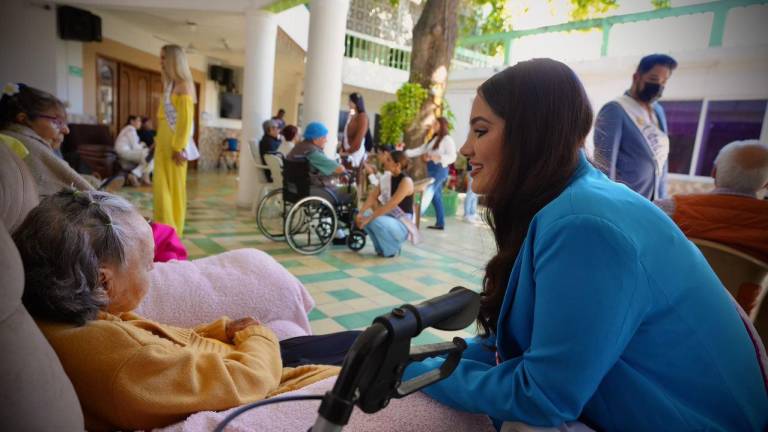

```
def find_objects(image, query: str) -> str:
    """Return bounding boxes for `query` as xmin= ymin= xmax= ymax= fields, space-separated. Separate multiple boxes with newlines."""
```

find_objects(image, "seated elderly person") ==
xmin=286 ymin=121 xmax=355 ymax=206
xmin=115 ymin=115 xmax=153 ymax=186
xmin=259 ymin=119 xmax=282 ymax=182
xmin=13 ymin=189 xmax=356 ymax=431
xmin=655 ymin=140 xmax=768 ymax=262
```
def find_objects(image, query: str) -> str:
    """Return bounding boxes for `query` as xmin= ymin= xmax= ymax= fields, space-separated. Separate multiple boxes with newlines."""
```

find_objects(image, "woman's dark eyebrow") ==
xmin=470 ymin=116 xmax=491 ymax=125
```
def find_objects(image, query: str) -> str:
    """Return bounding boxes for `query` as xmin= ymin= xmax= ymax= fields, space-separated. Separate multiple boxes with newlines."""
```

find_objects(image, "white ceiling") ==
xmin=82 ymin=5 xmax=306 ymax=74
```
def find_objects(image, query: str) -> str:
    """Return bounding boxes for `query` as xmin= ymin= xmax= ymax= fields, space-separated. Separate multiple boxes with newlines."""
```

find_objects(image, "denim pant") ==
xmin=362 ymin=209 xmax=409 ymax=257
xmin=464 ymin=174 xmax=478 ymax=217
xmin=421 ymin=161 xmax=449 ymax=227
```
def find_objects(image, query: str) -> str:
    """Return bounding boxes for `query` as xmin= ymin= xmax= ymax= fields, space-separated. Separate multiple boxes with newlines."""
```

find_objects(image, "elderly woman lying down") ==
xmin=12 ymin=189 xmax=359 ymax=431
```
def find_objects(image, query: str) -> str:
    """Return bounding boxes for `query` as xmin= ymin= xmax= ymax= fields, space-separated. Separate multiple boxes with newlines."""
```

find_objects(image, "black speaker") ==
xmin=209 ymin=66 xmax=234 ymax=87
xmin=58 ymin=6 xmax=102 ymax=42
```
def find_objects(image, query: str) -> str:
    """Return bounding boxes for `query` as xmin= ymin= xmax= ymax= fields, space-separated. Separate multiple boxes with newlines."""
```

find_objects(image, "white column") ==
xmin=303 ymin=0 xmax=350 ymax=157
xmin=237 ymin=8 xmax=277 ymax=208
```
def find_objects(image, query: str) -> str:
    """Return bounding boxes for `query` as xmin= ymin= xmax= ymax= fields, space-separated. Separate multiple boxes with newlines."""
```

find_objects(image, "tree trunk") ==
xmin=405 ymin=0 xmax=460 ymax=178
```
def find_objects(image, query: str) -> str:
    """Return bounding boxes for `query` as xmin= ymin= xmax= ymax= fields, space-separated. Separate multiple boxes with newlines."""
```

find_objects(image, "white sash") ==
xmin=377 ymin=172 xmax=421 ymax=245
xmin=614 ymin=95 xmax=669 ymax=176
xmin=163 ymin=84 xmax=199 ymax=161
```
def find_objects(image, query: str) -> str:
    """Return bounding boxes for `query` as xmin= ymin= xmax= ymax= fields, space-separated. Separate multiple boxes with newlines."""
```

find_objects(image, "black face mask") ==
xmin=638 ymin=82 xmax=664 ymax=102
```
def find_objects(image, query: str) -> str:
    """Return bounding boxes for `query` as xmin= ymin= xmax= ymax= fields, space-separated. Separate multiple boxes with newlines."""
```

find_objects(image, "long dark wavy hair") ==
xmin=477 ymin=58 xmax=594 ymax=336
xmin=431 ymin=116 xmax=451 ymax=150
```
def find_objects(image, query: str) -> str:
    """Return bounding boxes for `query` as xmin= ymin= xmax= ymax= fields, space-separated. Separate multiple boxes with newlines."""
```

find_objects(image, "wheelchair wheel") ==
xmin=256 ymin=189 xmax=286 ymax=241
xmin=284 ymin=196 xmax=337 ymax=255
xmin=347 ymin=230 xmax=366 ymax=251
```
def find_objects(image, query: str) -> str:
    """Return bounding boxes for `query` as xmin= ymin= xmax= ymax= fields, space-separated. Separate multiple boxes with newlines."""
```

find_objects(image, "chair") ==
xmin=412 ymin=177 xmax=435 ymax=229
xmin=689 ymin=238 xmax=768 ymax=320
xmin=0 ymin=144 xmax=84 ymax=430
xmin=62 ymin=124 xmax=120 ymax=178
xmin=249 ymin=139 xmax=283 ymax=214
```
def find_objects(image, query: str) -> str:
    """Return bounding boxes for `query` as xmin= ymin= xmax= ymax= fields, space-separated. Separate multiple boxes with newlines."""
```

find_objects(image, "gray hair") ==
xmin=13 ymin=188 xmax=137 ymax=325
xmin=713 ymin=140 xmax=768 ymax=194
xmin=262 ymin=119 xmax=279 ymax=133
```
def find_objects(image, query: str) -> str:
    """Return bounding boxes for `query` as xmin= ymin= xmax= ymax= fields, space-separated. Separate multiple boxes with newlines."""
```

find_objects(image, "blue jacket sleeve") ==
xmin=403 ymin=215 xmax=650 ymax=426
xmin=593 ymin=102 xmax=624 ymax=180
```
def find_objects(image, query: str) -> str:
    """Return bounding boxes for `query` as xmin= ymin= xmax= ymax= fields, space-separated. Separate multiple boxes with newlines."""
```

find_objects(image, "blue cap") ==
xmin=303 ymin=122 xmax=328 ymax=141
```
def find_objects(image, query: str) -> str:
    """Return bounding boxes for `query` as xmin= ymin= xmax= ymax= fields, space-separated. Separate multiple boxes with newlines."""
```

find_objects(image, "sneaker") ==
xmin=463 ymin=214 xmax=481 ymax=224
xmin=427 ymin=225 xmax=444 ymax=230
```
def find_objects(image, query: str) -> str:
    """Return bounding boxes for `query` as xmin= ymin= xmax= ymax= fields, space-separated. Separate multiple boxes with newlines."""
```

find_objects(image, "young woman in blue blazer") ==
xmin=404 ymin=58 xmax=768 ymax=432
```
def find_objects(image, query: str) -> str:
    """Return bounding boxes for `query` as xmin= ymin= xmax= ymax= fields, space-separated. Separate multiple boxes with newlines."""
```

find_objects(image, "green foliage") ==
xmin=651 ymin=0 xmax=672 ymax=9
xmin=379 ymin=83 xmax=428 ymax=145
xmin=570 ymin=0 xmax=619 ymax=21
xmin=459 ymin=0 xmax=511 ymax=56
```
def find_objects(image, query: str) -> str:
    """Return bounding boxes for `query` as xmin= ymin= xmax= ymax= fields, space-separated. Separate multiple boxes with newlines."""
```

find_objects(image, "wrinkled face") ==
xmin=268 ymin=125 xmax=280 ymax=138
xmin=103 ymin=212 xmax=155 ymax=314
xmin=312 ymin=136 xmax=328 ymax=149
xmin=460 ymin=94 xmax=505 ymax=195
xmin=19 ymin=107 xmax=66 ymax=145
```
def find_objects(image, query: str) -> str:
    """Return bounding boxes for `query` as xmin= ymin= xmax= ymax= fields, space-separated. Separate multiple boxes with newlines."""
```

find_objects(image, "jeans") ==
xmin=421 ymin=161 xmax=449 ymax=227
xmin=279 ymin=330 xmax=362 ymax=367
xmin=464 ymin=174 xmax=478 ymax=217
xmin=362 ymin=209 xmax=409 ymax=257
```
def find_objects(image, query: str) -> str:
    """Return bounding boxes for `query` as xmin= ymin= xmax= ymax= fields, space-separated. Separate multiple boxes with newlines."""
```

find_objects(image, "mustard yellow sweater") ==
xmin=37 ymin=312 xmax=339 ymax=431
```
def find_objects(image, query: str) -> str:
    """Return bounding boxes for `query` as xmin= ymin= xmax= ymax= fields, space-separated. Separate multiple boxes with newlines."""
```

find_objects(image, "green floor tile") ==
xmin=411 ymin=331 xmax=445 ymax=346
xmin=360 ymin=275 xmax=423 ymax=302
xmin=416 ymin=275 xmax=443 ymax=286
xmin=319 ymin=254 xmax=356 ymax=270
xmin=189 ymin=238 xmax=226 ymax=255
xmin=308 ymin=309 xmax=327 ymax=321
xmin=333 ymin=306 xmax=393 ymax=329
xmin=298 ymin=271 xmax=351 ymax=284
xmin=280 ymin=260 xmax=303 ymax=269
xmin=327 ymin=289 xmax=363 ymax=301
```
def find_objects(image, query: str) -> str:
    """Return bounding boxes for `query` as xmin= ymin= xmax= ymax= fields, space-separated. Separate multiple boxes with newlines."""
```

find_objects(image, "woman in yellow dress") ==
xmin=153 ymin=44 xmax=196 ymax=235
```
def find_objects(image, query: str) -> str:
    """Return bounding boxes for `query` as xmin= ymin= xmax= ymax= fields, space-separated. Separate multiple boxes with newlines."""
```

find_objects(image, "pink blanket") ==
xmin=154 ymin=376 xmax=496 ymax=432
xmin=135 ymin=248 xmax=315 ymax=340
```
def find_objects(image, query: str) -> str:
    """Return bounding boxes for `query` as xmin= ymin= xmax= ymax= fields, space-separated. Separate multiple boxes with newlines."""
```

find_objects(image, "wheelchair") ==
xmin=256 ymin=155 xmax=367 ymax=255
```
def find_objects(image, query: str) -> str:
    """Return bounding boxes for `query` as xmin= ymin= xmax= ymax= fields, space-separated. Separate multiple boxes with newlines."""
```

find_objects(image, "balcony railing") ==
xmin=344 ymin=30 xmax=500 ymax=73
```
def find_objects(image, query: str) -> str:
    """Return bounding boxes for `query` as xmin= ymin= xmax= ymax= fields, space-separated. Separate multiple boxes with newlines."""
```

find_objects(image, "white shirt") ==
xmin=114 ymin=125 xmax=146 ymax=164
xmin=404 ymin=135 xmax=457 ymax=167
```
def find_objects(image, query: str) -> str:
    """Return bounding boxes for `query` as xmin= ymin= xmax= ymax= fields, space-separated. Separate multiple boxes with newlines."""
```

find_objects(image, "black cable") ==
xmin=212 ymin=394 xmax=325 ymax=432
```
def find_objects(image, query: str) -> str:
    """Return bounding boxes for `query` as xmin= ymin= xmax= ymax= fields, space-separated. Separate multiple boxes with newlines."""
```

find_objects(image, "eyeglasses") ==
xmin=35 ymin=114 xmax=68 ymax=130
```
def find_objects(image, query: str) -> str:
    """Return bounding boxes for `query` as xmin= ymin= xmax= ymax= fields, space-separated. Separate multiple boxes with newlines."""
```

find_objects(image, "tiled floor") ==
xmin=120 ymin=170 xmax=496 ymax=344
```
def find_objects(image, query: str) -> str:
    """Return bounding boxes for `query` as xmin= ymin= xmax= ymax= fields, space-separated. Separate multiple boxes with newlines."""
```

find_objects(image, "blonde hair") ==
xmin=161 ymin=44 xmax=196 ymax=102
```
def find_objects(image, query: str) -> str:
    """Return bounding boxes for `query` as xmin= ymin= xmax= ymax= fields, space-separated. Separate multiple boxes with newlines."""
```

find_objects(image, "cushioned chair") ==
xmin=690 ymin=238 xmax=768 ymax=319
xmin=0 ymin=143 xmax=84 ymax=431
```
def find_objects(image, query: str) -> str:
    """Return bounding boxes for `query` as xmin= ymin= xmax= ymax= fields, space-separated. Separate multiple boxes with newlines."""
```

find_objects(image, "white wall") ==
xmin=0 ymin=1 xmax=65 ymax=104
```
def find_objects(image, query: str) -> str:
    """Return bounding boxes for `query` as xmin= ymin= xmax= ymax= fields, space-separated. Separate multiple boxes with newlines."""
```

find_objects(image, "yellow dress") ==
xmin=153 ymin=93 xmax=193 ymax=235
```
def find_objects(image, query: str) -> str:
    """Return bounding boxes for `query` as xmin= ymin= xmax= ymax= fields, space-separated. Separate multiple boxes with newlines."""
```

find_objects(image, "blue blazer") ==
xmin=593 ymin=99 xmax=669 ymax=200
xmin=404 ymin=152 xmax=768 ymax=431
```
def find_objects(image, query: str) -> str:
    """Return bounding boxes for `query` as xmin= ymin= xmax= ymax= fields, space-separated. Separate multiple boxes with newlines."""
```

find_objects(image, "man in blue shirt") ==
xmin=593 ymin=54 xmax=677 ymax=200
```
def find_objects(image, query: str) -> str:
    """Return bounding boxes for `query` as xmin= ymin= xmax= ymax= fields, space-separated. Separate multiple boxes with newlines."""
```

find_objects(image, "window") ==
xmin=695 ymin=100 xmax=767 ymax=176
xmin=659 ymin=100 xmax=703 ymax=175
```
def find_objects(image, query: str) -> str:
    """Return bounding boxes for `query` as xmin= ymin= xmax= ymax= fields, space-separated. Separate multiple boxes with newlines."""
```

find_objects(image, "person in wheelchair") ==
xmin=286 ymin=121 xmax=356 ymax=209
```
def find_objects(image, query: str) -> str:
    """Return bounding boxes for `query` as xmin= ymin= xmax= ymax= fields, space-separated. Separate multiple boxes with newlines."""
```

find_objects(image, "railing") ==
xmin=344 ymin=31 xmax=412 ymax=72
xmin=344 ymin=31 xmax=501 ymax=72
xmin=458 ymin=0 xmax=768 ymax=65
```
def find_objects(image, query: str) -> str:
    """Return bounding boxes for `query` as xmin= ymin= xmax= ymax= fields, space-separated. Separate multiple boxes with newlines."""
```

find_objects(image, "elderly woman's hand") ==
xmin=226 ymin=317 xmax=261 ymax=341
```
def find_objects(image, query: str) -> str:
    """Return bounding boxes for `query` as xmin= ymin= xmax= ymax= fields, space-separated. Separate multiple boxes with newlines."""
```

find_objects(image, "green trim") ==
xmin=600 ymin=22 xmax=613 ymax=57
xmin=458 ymin=0 xmax=767 ymax=64
xmin=264 ymin=0 xmax=310 ymax=13
xmin=708 ymin=6 xmax=729 ymax=47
